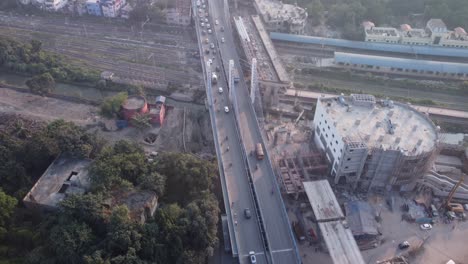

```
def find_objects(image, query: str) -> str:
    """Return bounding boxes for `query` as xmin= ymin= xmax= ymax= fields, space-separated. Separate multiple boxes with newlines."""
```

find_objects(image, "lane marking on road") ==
xmin=271 ymin=248 xmax=294 ymax=253
xmin=241 ymin=251 xmax=265 ymax=257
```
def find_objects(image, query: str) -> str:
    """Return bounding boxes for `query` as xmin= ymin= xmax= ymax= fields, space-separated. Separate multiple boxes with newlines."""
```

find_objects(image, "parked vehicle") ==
xmin=218 ymin=87 xmax=223 ymax=93
xmin=420 ymin=223 xmax=432 ymax=230
xmin=224 ymin=106 xmax=229 ymax=113
xmin=448 ymin=203 xmax=464 ymax=213
xmin=211 ymin=72 xmax=218 ymax=83
xmin=398 ymin=241 xmax=410 ymax=249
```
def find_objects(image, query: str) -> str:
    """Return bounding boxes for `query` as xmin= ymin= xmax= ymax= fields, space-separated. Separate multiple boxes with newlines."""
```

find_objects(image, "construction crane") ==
xmin=441 ymin=173 xmax=466 ymax=210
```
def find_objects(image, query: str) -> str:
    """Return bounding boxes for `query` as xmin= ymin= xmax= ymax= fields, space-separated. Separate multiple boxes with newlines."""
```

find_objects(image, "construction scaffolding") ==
xmin=277 ymin=152 xmax=328 ymax=195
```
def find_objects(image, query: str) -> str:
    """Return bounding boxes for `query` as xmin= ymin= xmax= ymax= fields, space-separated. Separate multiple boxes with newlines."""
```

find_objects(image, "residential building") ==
xmin=363 ymin=19 xmax=468 ymax=48
xmin=120 ymin=3 xmax=133 ymax=19
xmin=45 ymin=0 xmax=68 ymax=11
xmin=253 ymin=0 xmax=308 ymax=34
xmin=166 ymin=0 xmax=192 ymax=26
xmin=86 ymin=0 xmax=102 ymax=16
xmin=101 ymin=0 xmax=125 ymax=18
xmin=68 ymin=0 xmax=88 ymax=15
xmin=106 ymin=189 xmax=158 ymax=224
xmin=148 ymin=96 xmax=166 ymax=125
xmin=313 ymin=94 xmax=439 ymax=192
xmin=121 ymin=95 xmax=149 ymax=121
xmin=23 ymin=155 xmax=91 ymax=211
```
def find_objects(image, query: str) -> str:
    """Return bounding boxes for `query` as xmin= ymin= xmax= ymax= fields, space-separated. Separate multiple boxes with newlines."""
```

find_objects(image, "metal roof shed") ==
xmin=344 ymin=201 xmax=379 ymax=237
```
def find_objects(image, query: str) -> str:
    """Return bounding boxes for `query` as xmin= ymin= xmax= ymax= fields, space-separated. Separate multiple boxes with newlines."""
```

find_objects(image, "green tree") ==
xmin=26 ymin=72 xmax=56 ymax=95
xmin=90 ymin=140 xmax=149 ymax=191
xmin=49 ymin=221 xmax=95 ymax=264
xmin=157 ymin=153 xmax=217 ymax=205
xmin=130 ymin=113 xmax=152 ymax=130
xmin=30 ymin=39 xmax=42 ymax=53
xmin=100 ymin=92 xmax=128 ymax=118
xmin=107 ymin=206 xmax=142 ymax=254
xmin=0 ymin=189 xmax=17 ymax=227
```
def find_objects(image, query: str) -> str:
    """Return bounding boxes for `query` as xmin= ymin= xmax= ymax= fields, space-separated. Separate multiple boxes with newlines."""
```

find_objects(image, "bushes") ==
xmin=0 ymin=37 xmax=99 ymax=85
xmin=100 ymin=92 xmax=128 ymax=118
xmin=26 ymin=72 xmax=55 ymax=95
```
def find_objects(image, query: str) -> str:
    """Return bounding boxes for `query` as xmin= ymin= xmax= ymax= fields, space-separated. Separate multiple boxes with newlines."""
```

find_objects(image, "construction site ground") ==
xmin=263 ymin=116 xmax=468 ymax=264
xmin=362 ymin=194 xmax=468 ymax=264
xmin=0 ymin=87 xmax=214 ymax=155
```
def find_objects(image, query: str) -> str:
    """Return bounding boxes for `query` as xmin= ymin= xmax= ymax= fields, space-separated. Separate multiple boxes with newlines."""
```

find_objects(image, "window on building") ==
xmin=347 ymin=158 xmax=351 ymax=161
xmin=333 ymin=148 xmax=336 ymax=152
xmin=345 ymin=166 xmax=349 ymax=169
xmin=336 ymin=140 xmax=338 ymax=144
xmin=328 ymin=126 xmax=330 ymax=130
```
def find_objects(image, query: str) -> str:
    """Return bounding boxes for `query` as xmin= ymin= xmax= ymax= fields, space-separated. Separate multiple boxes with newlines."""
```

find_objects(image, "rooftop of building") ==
xmin=303 ymin=180 xmax=344 ymax=222
xmin=254 ymin=0 xmax=307 ymax=23
xmin=318 ymin=221 xmax=365 ymax=264
xmin=108 ymin=189 xmax=158 ymax=223
xmin=365 ymin=27 xmax=399 ymax=37
xmin=426 ymin=18 xmax=447 ymax=32
xmin=344 ymin=201 xmax=379 ymax=236
xmin=123 ymin=95 xmax=146 ymax=110
xmin=23 ymin=155 xmax=91 ymax=208
xmin=318 ymin=94 xmax=438 ymax=156
xmin=401 ymin=28 xmax=427 ymax=38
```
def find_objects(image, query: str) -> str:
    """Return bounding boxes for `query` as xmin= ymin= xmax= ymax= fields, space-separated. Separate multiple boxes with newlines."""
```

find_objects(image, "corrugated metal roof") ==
xmin=270 ymin=32 xmax=468 ymax=58
xmin=334 ymin=52 xmax=468 ymax=74
xmin=344 ymin=201 xmax=379 ymax=236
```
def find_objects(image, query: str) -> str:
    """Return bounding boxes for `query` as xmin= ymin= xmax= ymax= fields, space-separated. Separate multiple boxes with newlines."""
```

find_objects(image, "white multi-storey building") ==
xmin=363 ymin=19 xmax=468 ymax=48
xmin=253 ymin=0 xmax=308 ymax=34
xmin=44 ymin=0 xmax=68 ymax=11
xmin=313 ymin=94 xmax=439 ymax=192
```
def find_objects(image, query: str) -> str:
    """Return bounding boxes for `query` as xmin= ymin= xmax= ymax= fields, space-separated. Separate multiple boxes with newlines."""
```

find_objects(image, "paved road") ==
xmin=192 ymin=3 xmax=267 ymax=264
xmin=208 ymin=1 xmax=301 ymax=263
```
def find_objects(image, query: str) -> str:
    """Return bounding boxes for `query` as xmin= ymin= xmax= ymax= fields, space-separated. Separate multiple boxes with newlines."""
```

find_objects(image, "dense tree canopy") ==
xmin=0 ymin=113 xmax=220 ymax=264
xmin=100 ymin=92 xmax=128 ymax=118
xmin=26 ymin=72 xmax=56 ymax=95
xmin=0 ymin=37 xmax=99 ymax=84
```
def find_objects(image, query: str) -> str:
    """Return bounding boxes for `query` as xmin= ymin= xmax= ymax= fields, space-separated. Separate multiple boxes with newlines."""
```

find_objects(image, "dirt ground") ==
xmin=0 ymin=87 xmax=214 ymax=155
xmin=362 ymin=195 xmax=468 ymax=264
xmin=0 ymin=88 xmax=99 ymax=125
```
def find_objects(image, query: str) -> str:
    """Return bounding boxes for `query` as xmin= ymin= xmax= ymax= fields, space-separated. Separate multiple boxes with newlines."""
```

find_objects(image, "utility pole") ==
xmin=441 ymin=173 xmax=466 ymax=210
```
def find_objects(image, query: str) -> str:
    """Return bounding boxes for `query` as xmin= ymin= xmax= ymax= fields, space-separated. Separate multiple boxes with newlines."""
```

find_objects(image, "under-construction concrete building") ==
xmin=313 ymin=94 xmax=439 ymax=192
